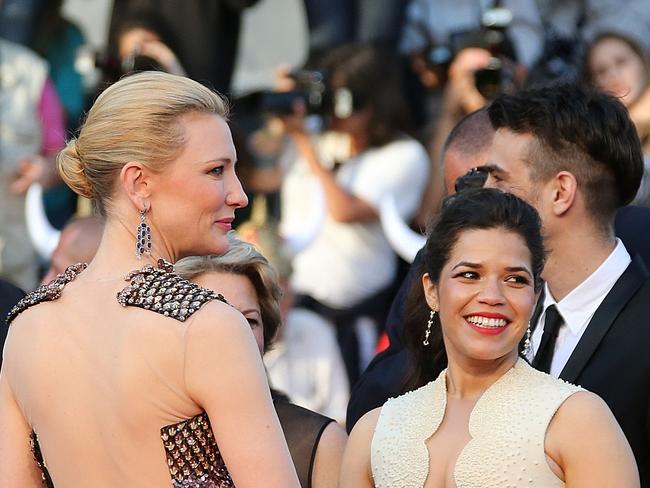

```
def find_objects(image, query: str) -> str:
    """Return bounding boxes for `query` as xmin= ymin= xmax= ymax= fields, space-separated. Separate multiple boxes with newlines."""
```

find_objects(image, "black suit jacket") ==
xmin=533 ymin=255 xmax=650 ymax=484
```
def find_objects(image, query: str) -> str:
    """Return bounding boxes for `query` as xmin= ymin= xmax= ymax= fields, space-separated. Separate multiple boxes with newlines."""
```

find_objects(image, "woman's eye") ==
xmin=505 ymin=275 xmax=530 ymax=285
xmin=210 ymin=166 xmax=224 ymax=176
xmin=455 ymin=271 xmax=478 ymax=280
xmin=247 ymin=318 xmax=260 ymax=329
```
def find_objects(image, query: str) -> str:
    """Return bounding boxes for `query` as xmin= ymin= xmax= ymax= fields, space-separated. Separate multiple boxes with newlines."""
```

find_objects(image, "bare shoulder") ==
xmin=351 ymin=407 xmax=382 ymax=438
xmin=312 ymin=422 xmax=348 ymax=488
xmin=551 ymin=390 xmax=614 ymax=428
xmin=339 ymin=408 xmax=381 ymax=488
xmin=547 ymin=391 xmax=639 ymax=487
xmin=182 ymin=298 xmax=249 ymax=343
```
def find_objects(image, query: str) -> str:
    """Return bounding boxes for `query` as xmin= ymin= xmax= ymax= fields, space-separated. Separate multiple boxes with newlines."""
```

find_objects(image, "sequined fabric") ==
xmin=30 ymin=432 xmax=54 ymax=488
xmin=6 ymin=263 xmax=87 ymax=324
xmin=162 ymin=412 xmax=234 ymax=488
xmin=371 ymin=360 xmax=583 ymax=488
xmin=116 ymin=259 xmax=226 ymax=321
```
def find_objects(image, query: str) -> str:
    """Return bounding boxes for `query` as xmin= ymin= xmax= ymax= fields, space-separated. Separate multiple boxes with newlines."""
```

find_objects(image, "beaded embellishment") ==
xmin=6 ymin=263 xmax=88 ymax=325
xmin=162 ymin=412 xmax=234 ymax=487
xmin=116 ymin=258 xmax=227 ymax=321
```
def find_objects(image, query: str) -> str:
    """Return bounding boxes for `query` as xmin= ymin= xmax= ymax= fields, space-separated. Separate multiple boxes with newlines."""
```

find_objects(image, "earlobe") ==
xmin=422 ymin=273 xmax=439 ymax=311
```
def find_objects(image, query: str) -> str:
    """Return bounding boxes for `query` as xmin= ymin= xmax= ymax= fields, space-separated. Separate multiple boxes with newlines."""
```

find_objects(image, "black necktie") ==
xmin=532 ymin=305 xmax=563 ymax=374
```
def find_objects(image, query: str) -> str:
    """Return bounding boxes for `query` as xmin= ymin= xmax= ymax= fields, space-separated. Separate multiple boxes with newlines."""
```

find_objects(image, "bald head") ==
xmin=41 ymin=216 xmax=104 ymax=284
xmin=442 ymin=108 xmax=494 ymax=193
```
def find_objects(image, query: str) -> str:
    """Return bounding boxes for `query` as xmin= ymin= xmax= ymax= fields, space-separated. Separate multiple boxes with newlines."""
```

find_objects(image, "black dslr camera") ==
xmin=422 ymin=5 xmax=517 ymax=99
xmin=260 ymin=70 xmax=329 ymax=116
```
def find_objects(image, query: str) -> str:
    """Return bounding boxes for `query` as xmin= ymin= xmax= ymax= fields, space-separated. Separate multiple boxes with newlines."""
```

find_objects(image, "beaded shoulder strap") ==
xmin=6 ymin=263 xmax=88 ymax=325
xmin=116 ymin=259 xmax=227 ymax=322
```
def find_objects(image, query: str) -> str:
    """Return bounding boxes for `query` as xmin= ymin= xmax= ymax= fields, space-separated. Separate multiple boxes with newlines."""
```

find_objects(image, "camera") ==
xmin=422 ymin=6 xmax=517 ymax=99
xmin=260 ymin=70 xmax=329 ymax=116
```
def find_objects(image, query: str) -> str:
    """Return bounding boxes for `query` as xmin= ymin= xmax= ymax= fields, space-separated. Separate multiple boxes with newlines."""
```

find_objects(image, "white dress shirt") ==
xmin=528 ymin=239 xmax=631 ymax=377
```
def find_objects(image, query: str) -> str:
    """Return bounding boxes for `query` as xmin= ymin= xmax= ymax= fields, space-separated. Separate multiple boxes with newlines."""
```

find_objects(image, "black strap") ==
xmin=532 ymin=304 xmax=563 ymax=374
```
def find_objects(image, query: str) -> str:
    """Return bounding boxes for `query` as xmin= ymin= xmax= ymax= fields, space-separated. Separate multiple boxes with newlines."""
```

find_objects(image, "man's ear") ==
xmin=120 ymin=162 xmax=151 ymax=210
xmin=550 ymin=171 xmax=578 ymax=217
xmin=422 ymin=273 xmax=439 ymax=312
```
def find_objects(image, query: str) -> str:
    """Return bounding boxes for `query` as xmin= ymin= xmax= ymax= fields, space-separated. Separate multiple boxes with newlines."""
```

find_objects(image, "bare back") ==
xmin=0 ymin=264 xmax=286 ymax=487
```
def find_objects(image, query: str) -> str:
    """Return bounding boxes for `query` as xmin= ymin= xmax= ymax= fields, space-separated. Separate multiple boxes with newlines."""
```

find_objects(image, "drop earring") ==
xmin=136 ymin=207 xmax=152 ymax=258
xmin=522 ymin=324 xmax=532 ymax=356
xmin=423 ymin=309 xmax=437 ymax=346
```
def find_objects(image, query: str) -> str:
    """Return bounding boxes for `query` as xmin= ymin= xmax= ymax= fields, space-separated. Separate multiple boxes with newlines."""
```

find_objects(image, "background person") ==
xmin=0 ymin=71 xmax=299 ymax=487
xmin=276 ymin=42 xmax=430 ymax=388
xmin=340 ymin=188 xmax=639 ymax=487
xmin=584 ymin=32 xmax=650 ymax=206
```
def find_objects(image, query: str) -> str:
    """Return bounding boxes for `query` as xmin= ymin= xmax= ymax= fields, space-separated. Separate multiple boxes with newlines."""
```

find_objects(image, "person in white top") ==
xmin=487 ymin=83 xmax=650 ymax=485
xmin=277 ymin=43 xmax=430 ymax=386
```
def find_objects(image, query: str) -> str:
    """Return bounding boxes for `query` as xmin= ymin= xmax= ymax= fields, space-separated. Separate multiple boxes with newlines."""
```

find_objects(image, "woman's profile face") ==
xmin=149 ymin=112 xmax=248 ymax=258
xmin=423 ymin=227 xmax=537 ymax=364
xmin=194 ymin=271 xmax=265 ymax=354
xmin=589 ymin=36 xmax=648 ymax=107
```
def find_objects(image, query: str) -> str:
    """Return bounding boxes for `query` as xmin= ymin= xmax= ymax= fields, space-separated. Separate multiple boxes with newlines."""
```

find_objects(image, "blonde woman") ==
xmin=176 ymin=236 xmax=348 ymax=488
xmin=0 ymin=72 xmax=299 ymax=487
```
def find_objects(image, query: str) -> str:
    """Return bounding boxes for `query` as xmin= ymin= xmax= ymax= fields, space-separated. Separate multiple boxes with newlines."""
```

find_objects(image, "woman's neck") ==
xmin=444 ymin=351 xmax=518 ymax=401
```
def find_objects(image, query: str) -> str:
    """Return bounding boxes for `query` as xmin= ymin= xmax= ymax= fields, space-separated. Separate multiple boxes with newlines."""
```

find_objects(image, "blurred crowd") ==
xmin=2 ymin=0 xmax=650 ymax=424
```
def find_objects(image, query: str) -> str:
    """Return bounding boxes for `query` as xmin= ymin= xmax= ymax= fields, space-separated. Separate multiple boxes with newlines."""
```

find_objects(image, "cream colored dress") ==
xmin=371 ymin=359 xmax=582 ymax=488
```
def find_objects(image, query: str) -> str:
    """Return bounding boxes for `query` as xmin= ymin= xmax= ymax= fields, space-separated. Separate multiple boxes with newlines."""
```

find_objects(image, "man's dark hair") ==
xmin=488 ymin=83 xmax=643 ymax=231
xmin=403 ymin=188 xmax=546 ymax=389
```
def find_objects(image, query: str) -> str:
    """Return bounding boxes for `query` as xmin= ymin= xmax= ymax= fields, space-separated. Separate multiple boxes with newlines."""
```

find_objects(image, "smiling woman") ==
xmin=339 ymin=188 xmax=639 ymax=488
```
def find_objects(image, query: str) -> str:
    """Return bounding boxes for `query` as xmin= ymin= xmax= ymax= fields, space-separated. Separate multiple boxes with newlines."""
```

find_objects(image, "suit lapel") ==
xmin=559 ymin=255 xmax=649 ymax=383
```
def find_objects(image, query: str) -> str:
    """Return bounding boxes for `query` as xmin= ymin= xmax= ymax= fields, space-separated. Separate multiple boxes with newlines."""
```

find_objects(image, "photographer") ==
xmin=402 ymin=2 xmax=532 ymax=224
xmin=273 ymin=43 xmax=430 ymax=388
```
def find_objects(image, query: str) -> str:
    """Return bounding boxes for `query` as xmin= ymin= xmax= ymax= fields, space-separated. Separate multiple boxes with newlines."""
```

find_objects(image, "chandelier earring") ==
xmin=136 ymin=206 xmax=152 ymax=259
xmin=423 ymin=309 xmax=437 ymax=346
xmin=522 ymin=323 xmax=532 ymax=356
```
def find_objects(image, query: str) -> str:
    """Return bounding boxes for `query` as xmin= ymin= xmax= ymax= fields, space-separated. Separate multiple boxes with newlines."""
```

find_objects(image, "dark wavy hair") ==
xmin=403 ymin=188 xmax=545 ymax=390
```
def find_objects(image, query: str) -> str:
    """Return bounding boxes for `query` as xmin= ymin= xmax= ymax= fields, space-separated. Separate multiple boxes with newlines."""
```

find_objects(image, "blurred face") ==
xmin=149 ymin=113 xmax=248 ymax=259
xmin=194 ymin=271 xmax=264 ymax=354
xmin=589 ymin=37 xmax=648 ymax=107
xmin=423 ymin=228 xmax=537 ymax=363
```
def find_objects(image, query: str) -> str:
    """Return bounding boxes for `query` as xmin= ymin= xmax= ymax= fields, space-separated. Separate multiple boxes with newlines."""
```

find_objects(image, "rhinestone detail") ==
xmin=163 ymin=412 xmax=234 ymax=487
xmin=6 ymin=263 xmax=88 ymax=325
xmin=116 ymin=259 xmax=227 ymax=322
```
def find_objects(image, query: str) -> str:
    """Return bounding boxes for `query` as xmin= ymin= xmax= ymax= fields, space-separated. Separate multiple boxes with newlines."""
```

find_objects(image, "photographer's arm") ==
xmin=290 ymin=131 xmax=378 ymax=223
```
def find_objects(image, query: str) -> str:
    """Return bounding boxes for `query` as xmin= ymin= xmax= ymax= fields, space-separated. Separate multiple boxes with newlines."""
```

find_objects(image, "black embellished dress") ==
xmin=7 ymin=261 xmax=236 ymax=488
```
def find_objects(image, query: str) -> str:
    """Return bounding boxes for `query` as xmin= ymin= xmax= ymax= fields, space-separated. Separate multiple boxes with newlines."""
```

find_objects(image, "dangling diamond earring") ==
xmin=136 ymin=207 xmax=152 ymax=258
xmin=423 ymin=309 xmax=437 ymax=346
xmin=522 ymin=324 xmax=532 ymax=356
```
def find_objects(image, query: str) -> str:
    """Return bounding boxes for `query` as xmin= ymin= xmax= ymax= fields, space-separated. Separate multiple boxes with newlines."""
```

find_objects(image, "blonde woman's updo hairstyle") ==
xmin=175 ymin=234 xmax=283 ymax=352
xmin=58 ymin=71 xmax=230 ymax=214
